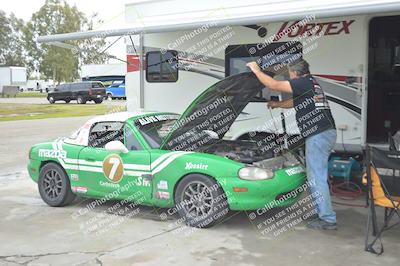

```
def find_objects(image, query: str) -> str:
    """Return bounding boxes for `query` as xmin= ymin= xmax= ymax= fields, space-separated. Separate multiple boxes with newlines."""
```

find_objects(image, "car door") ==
xmin=53 ymin=85 xmax=63 ymax=100
xmin=77 ymin=121 xmax=153 ymax=203
xmin=58 ymin=84 xmax=70 ymax=100
xmin=70 ymin=83 xmax=79 ymax=100
xmin=117 ymin=84 xmax=126 ymax=97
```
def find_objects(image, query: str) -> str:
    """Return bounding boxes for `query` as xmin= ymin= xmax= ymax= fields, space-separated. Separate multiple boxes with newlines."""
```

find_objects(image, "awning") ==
xmin=37 ymin=0 xmax=400 ymax=43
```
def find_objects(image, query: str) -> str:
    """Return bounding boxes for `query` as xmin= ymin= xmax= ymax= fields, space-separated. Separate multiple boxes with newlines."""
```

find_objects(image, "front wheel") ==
xmin=77 ymin=96 xmax=86 ymax=104
xmin=38 ymin=162 xmax=76 ymax=207
xmin=94 ymin=98 xmax=103 ymax=104
xmin=174 ymin=174 xmax=229 ymax=228
xmin=65 ymin=99 xmax=70 ymax=103
xmin=48 ymin=96 xmax=55 ymax=104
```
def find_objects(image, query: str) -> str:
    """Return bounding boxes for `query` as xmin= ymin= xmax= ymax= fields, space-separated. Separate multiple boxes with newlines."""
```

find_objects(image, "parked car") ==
xmin=106 ymin=81 xmax=126 ymax=99
xmin=28 ymin=73 xmax=306 ymax=228
xmin=47 ymin=81 xmax=106 ymax=104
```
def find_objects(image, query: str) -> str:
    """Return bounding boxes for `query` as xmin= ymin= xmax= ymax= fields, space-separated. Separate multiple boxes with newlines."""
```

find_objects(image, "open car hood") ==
xmin=161 ymin=72 xmax=267 ymax=151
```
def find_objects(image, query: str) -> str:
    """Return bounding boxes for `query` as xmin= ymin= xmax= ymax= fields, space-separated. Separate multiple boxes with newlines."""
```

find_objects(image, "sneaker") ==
xmin=306 ymin=218 xmax=337 ymax=230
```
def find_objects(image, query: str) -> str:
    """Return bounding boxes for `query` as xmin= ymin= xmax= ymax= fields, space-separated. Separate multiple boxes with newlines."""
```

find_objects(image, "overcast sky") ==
xmin=1 ymin=0 xmax=142 ymax=62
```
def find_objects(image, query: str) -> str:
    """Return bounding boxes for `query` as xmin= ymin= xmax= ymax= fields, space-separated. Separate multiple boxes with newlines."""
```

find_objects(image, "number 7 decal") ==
xmin=103 ymin=154 xmax=124 ymax=183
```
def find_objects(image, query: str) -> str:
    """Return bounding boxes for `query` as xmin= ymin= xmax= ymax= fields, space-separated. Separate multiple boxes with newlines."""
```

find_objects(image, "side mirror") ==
xmin=105 ymin=141 xmax=129 ymax=153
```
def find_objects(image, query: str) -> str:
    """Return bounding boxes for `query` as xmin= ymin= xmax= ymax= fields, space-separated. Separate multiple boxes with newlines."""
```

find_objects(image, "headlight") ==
xmin=238 ymin=167 xmax=274 ymax=180
xmin=28 ymin=147 xmax=33 ymax=159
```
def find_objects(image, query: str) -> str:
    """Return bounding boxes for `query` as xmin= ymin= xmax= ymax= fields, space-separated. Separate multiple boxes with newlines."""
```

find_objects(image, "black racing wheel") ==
xmin=38 ymin=162 xmax=76 ymax=207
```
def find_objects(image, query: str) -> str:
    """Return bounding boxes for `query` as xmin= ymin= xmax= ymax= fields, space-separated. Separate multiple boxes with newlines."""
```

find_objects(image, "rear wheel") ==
xmin=174 ymin=174 xmax=229 ymax=228
xmin=38 ymin=162 xmax=76 ymax=207
xmin=48 ymin=96 xmax=55 ymax=104
xmin=77 ymin=96 xmax=86 ymax=104
xmin=65 ymin=99 xmax=70 ymax=103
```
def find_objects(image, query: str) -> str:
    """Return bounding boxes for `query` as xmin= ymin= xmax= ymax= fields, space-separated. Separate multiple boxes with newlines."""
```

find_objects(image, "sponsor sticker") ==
xmin=285 ymin=166 xmax=305 ymax=176
xmin=136 ymin=176 xmax=151 ymax=187
xmin=155 ymin=191 xmax=170 ymax=200
xmin=99 ymin=181 xmax=120 ymax=188
xmin=157 ymin=180 xmax=168 ymax=190
xmin=72 ymin=186 xmax=87 ymax=194
xmin=70 ymin=174 xmax=79 ymax=181
xmin=185 ymin=162 xmax=209 ymax=170
xmin=137 ymin=114 xmax=179 ymax=126
xmin=38 ymin=149 xmax=67 ymax=159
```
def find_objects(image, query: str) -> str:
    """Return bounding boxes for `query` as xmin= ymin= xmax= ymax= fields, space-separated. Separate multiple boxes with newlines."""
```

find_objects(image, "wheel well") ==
xmin=39 ymin=160 xmax=66 ymax=175
xmin=172 ymin=172 xmax=228 ymax=203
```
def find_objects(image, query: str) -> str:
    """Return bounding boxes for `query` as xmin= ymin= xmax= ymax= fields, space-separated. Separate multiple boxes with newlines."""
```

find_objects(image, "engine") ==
xmin=203 ymin=139 xmax=274 ymax=164
xmin=203 ymin=139 xmax=301 ymax=170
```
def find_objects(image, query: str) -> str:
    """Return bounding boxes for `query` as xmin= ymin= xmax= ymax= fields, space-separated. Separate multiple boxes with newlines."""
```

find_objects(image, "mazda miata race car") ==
xmin=28 ymin=72 xmax=306 ymax=228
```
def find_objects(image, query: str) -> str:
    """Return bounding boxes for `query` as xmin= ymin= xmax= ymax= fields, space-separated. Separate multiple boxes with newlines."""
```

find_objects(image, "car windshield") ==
xmin=134 ymin=114 xmax=179 ymax=149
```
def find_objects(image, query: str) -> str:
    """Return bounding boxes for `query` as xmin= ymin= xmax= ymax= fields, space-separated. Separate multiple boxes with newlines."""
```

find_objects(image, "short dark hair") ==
xmin=288 ymin=59 xmax=310 ymax=75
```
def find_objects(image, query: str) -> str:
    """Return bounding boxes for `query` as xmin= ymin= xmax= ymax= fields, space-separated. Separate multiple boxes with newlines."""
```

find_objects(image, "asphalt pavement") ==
xmin=0 ymin=117 xmax=399 ymax=265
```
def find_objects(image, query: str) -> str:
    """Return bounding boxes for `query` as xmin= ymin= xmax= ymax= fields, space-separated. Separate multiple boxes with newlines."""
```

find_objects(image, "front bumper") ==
xmin=220 ymin=165 xmax=307 ymax=210
xmin=28 ymin=159 xmax=41 ymax=182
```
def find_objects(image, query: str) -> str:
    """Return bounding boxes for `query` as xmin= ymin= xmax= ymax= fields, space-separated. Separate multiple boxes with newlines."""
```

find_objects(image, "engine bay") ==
xmin=202 ymin=139 xmax=274 ymax=164
xmin=202 ymin=139 xmax=301 ymax=170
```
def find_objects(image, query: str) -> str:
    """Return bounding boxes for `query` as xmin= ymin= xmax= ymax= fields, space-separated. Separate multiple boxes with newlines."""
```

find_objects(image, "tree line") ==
xmin=0 ymin=0 xmax=110 ymax=83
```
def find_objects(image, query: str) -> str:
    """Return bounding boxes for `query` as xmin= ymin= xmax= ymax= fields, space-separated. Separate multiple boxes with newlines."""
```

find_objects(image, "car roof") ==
xmin=64 ymin=111 xmax=178 ymax=146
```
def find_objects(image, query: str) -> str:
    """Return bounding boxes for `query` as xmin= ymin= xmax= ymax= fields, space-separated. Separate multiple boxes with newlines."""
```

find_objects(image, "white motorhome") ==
xmin=37 ymin=0 xmax=400 ymax=153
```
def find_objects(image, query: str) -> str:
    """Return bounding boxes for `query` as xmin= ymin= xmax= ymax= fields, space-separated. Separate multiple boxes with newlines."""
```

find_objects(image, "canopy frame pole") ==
xmin=139 ymin=32 xmax=145 ymax=109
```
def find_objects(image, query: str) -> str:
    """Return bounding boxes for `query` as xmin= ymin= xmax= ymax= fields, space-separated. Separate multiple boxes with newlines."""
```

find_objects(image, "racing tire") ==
xmin=94 ymin=98 xmax=103 ymax=104
xmin=48 ymin=96 xmax=55 ymax=104
xmin=38 ymin=162 xmax=76 ymax=207
xmin=77 ymin=96 xmax=86 ymax=104
xmin=174 ymin=174 xmax=229 ymax=228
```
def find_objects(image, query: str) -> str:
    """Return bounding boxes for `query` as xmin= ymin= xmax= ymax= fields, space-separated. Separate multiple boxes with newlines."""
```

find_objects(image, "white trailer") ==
xmin=36 ymin=0 xmax=400 ymax=153
xmin=80 ymin=63 xmax=127 ymax=81
xmin=0 ymin=66 xmax=27 ymax=94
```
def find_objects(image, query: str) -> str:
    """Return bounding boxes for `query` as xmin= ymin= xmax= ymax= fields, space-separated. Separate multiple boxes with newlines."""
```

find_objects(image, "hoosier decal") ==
xmin=185 ymin=162 xmax=208 ymax=170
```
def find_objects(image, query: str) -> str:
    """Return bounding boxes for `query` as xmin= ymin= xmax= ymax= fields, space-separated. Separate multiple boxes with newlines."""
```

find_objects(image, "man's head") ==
xmin=288 ymin=59 xmax=310 ymax=79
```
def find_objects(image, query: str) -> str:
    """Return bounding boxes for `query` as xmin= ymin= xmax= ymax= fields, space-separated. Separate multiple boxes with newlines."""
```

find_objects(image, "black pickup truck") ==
xmin=47 ymin=81 xmax=106 ymax=104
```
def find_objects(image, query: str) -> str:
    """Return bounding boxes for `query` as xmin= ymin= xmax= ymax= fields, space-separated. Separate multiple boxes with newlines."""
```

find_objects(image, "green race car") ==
xmin=28 ymin=72 xmax=306 ymax=228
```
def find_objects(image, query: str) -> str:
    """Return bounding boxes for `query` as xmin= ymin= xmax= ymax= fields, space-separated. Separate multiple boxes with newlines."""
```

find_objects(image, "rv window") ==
xmin=146 ymin=50 xmax=178 ymax=82
xmin=225 ymin=42 xmax=302 ymax=76
xmin=229 ymin=56 xmax=257 ymax=75
xmin=225 ymin=42 xmax=302 ymax=102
